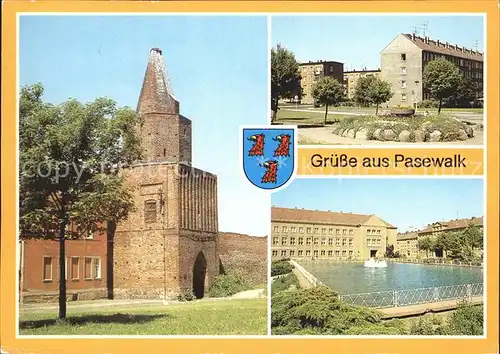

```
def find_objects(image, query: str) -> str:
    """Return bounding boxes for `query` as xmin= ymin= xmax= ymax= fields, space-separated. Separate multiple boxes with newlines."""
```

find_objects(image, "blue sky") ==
xmin=272 ymin=178 xmax=484 ymax=232
xmin=19 ymin=15 xmax=270 ymax=236
xmin=271 ymin=15 xmax=484 ymax=70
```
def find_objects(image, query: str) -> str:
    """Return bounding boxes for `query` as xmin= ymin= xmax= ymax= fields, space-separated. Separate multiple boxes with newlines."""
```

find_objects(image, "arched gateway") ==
xmin=192 ymin=252 xmax=207 ymax=299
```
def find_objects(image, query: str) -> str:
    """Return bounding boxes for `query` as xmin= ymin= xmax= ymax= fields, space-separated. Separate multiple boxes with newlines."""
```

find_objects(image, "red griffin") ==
xmin=261 ymin=160 xmax=278 ymax=184
xmin=248 ymin=134 xmax=265 ymax=156
xmin=273 ymin=134 xmax=292 ymax=157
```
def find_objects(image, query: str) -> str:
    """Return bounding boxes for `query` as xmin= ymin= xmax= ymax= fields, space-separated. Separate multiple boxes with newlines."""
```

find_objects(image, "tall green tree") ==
xmin=270 ymin=44 xmax=301 ymax=123
xmin=369 ymin=78 xmax=393 ymax=115
xmin=423 ymin=58 xmax=462 ymax=114
xmin=384 ymin=244 xmax=395 ymax=258
xmin=311 ymin=76 xmax=345 ymax=124
xmin=19 ymin=84 xmax=143 ymax=320
xmin=449 ymin=75 xmax=478 ymax=107
xmin=353 ymin=76 xmax=393 ymax=115
xmin=353 ymin=76 xmax=375 ymax=108
xmin=417 ymin=236 xmax=434 ymax=258
xmin=463 ymin=223 xmax=483 ymax=251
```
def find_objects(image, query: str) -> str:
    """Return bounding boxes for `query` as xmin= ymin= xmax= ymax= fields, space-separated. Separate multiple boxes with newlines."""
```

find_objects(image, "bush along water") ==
xmin=271 ymin=286 xmax=483 ymax=335
xmin=271 ymin=259 xmax=294 ymax=277
xmin=271 ymin=272 xmax=301 ymax=295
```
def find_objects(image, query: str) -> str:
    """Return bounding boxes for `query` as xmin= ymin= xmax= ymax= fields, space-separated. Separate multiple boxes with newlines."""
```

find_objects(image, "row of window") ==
xmin=273 ymin=249 xmax=354 ymax=258
xmin=273 ymin=236 xmax=355 ymax=247
xmin=366 ymin=238 xmax=382 ymax=246
xmin=42 ymin=256 xmax=101 ymax=282
xmin=273 ymin=225 xmax=359 ymax=235
xmin=422 ymin=52 xmax=483 ymax=70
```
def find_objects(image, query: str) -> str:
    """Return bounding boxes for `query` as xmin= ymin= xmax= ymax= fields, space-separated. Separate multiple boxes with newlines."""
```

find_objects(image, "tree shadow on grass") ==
xmin=20 ymin=313 xmax=168 ymax=329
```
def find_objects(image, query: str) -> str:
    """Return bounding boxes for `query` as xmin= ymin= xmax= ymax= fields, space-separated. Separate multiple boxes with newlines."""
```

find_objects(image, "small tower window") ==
xmin=144 ymin=200 xmax=157 ymax=224
xmin=401 ymin=53 xmax=407 ymax=61
xmin=163 ymin=148 xmax=166 ymax=157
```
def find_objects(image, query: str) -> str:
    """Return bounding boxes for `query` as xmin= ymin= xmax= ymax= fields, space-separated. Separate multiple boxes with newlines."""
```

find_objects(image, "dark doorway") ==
xmin=435 ymin=248 xmax=443 ymax=258
xmin=192 ymin=252 xmax=207 ymax=299
xmin=370 ymin=250 xmax=377 ymax=258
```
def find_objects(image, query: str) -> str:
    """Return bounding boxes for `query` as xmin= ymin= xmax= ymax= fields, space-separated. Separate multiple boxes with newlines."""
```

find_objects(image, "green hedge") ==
xmin=207 ymin=273 xmax=251 ymax=298
xmin=271 ymin=273 xmax=301 ymax=295
xmin=271 ymin=260 xmax=294 ymax=277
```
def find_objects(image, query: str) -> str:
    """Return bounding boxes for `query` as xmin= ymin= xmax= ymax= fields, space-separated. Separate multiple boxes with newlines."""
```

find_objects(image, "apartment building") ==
xmin=271 ymin=207 xmax=397 ymax=261
xmin=343 ymin=69 xmax=381 ymax=100
xmin=395 ymin=216 xmax=484 ymax=259
xmin=380 ymin=33 xmax=484 ymax=107
xmin=298 ymin=60 xmax=344 ymax=104
xmin=395 ymin=231 xmax=419 ymax=259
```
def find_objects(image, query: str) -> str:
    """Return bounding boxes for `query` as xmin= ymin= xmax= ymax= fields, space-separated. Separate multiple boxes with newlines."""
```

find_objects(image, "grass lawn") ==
xmin=19 ymin=299 xmax=267 ymax=335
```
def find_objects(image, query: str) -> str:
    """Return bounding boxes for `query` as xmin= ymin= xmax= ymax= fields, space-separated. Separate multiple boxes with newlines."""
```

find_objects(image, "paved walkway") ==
xmin=379 ymin=296 xmax=483 ymax=319
xmin=292 ymin=268 xmax=313 ymax=289
xmin=20 ymin=289 xmax=266 ymax=314
xmin=299 ymin=126 xmax=484 ymax=145
xmin=231 ymin=289 xmax=266 ymax=299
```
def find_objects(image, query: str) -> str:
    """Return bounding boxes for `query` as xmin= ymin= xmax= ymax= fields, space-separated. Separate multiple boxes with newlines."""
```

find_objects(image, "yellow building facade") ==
xmin=271 ymin=207 xmax=397 ymax=261
xmin=343 ymin=69 xmax=381 ymax=100
xmin=395 ymin=216 xmax=484 ymax=259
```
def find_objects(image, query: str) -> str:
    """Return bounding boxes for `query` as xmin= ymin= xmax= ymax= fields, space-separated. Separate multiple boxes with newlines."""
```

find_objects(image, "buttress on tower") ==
xmin=112 ymin=48 xmax=219 ymax=299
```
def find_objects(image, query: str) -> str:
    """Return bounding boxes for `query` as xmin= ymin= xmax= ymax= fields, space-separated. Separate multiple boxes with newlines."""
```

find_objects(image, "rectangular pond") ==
xmin=300 ymin=261 xmax=484 ymax=295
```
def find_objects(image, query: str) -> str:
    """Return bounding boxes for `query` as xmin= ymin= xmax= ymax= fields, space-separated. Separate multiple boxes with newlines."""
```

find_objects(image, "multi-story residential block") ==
xmin=298 ymin=60 xmax=344 ymax=104
xmin=395 ymin=231 xmax=419 ymax=259
xmin=395 ymin=216 xmax=484 ymax=259
xmin=343 ymin=69 xmax=381 ymax=100
xmin=271 ymin=207 xmax=397 ymax=261
xmin=380 ymin=33 xmax=484 ymax=108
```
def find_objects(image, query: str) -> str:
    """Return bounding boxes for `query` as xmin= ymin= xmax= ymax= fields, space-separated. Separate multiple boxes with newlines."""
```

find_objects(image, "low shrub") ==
xmin=271 ymin=286 xmax=404 ymax=335
xmin=271 ymin=260 xmax=294 ymax=277
xmin=207 ymin=272 xmax=251 ymax=298
xmin=177 ymin=288 xmax=195 ymax=302
xmin=419 ymin=99 xmax=439 ymax=108
xmin=446 ymin=301 xmax=483 ymax=335
xmin=271 ymin=273 xmax=301 ymax=295
xmin=408 ymin=315 xmax=448 ymax=335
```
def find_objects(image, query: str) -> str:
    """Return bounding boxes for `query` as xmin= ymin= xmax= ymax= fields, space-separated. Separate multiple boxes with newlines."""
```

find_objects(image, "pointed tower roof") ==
xmin=137 ymin=48 xmax=179 ymax=115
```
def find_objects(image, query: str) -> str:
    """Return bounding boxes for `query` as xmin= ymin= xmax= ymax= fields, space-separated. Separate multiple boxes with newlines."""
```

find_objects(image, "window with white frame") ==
xmin=71 ymin=257 xmax=80 ymax=280
xmin=42 ymin=256 xmax=53 ymax=281
xmin=84 ymin=257 xmax=101 ymax=280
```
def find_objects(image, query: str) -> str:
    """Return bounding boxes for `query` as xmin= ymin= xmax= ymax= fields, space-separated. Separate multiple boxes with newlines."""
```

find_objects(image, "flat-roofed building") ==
xmin=271 ymin=207 xmax=397 ymax=261
xmin=298 ymin=60 xmax=344 ymax=104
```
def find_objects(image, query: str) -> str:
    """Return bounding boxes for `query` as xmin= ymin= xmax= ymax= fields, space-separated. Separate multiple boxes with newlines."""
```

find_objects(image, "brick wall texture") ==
xmin=217 ymin=232 xmax=268 ymax=285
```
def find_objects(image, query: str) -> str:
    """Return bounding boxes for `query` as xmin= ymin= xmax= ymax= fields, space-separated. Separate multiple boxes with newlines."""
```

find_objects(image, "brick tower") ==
xmin=112 ymin=48 xmax=219 ymax=299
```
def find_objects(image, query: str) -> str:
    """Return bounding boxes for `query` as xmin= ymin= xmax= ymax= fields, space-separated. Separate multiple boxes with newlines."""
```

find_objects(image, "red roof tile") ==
xmin=271 ymin=207 xmax=396 ymax=228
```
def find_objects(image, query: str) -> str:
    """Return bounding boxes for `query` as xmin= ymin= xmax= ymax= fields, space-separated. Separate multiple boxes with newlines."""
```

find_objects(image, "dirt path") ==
xmin=299 ymin=127 xmax=484 ymax=145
